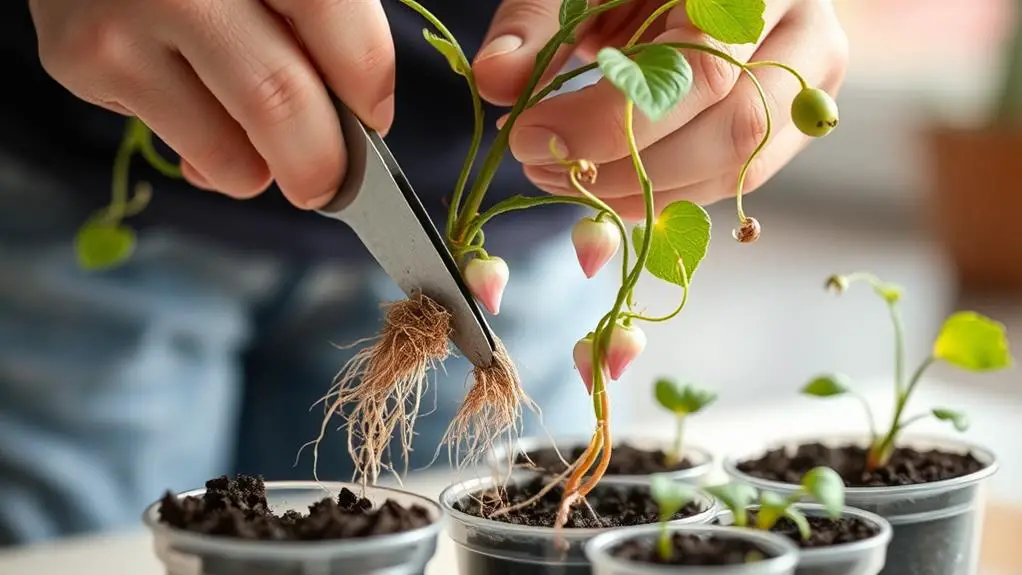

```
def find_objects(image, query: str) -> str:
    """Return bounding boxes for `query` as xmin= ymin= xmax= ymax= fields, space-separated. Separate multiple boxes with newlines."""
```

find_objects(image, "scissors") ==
xmin=316 ymin=101 xmax=497 ymax=368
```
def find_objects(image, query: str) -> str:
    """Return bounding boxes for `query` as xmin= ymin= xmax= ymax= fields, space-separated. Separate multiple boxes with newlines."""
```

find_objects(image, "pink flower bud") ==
xmin=463 ymin=256 xmax=509 ymax=315
xmin=571 ymin=216 xmax=620 ymax=279
xmin=606 ymin=322 xmax=646 ymax=380
xmin=572 ymin=335 xmax=607 ymax=394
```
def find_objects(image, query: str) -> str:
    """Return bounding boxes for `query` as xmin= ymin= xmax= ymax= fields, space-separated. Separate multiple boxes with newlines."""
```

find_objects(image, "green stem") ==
xmin=626 ymin=0 xmax=680 ymax=47
xmin=624 ymin=258 xmax=689 ymax=323
xmin=670 ymin=415 xmax=685 ymax=465
xmin=851 ymin=392 xmax=879 ymax=443
xmin=733 ymin=67 xmax=771 ymax=223
xmin=452 ymin=0 xmax=638 ymax=240
xmin=657 ymin=521 xmax=672 ymax=560
xmin=102 ymin=121 xmax=138 ymax=225
xmin=395 ymin=0 xmax=484 ymax=238
xmin=132 ymin=119 xmax=182 ymax=179
xmin=872 ymin=356 xmax=936 ymax=467
xmin=746 ymin=60 xmax=809 ymax=90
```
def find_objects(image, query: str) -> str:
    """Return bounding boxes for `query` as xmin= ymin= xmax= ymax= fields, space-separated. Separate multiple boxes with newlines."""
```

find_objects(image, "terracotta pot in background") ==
xmin=924 ymin=126 xmax=1022 ymax=293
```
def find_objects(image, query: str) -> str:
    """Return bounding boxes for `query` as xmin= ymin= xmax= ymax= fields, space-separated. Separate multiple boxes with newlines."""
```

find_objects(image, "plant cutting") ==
xmin=144 ymin=474 xmax=444 ymax=574
xmin=82 ymin=0 xmax=839 ymax=520
xmin=505 ymin=378 xmax=716 ymax=482
xmin=727 ymin=271 xmax=1013 ymax=575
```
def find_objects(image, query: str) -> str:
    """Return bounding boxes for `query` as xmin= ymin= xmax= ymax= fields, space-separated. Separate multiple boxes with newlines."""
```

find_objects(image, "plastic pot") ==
xmin=440 ymin=472 xmax=719 ymax=575
xmin=490 ymin=435 xmax=714 ymax=484
xmin=142 ymin=480 xmax=444 ymax=575
xmin=716 ymin=503 xmax=893 ymax=575
xmin=725 ymin=434 xmax=998 ymax=575
xmin=584 ymin=524 xmax=800 ymax=575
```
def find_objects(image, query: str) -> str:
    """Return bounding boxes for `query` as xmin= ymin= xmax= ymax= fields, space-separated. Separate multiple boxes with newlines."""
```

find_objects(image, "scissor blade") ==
xmin=317 ymin=102 xmax=496 ymax=368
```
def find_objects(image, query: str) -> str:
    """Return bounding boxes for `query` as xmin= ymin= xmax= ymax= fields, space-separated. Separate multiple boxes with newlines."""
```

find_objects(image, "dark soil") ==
xmin=735 ymin=442 xmax=985 ymax=487
xmin=517 ymin=443 xmax=693 ymax=475
xmin=758 ymin=513 xmax=881 ymax=548
xmin=611 ymin=532 xmax=773 ymax=566
xmin=454 ymin=475 xmax=704 ymax=528
xmin=157 ymin=475 xmax=433 ymax=540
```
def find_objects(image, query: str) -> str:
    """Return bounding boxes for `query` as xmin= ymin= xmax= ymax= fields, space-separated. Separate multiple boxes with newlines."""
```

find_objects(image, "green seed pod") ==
xmin=791 ymin=88 xmax=839 ymax=138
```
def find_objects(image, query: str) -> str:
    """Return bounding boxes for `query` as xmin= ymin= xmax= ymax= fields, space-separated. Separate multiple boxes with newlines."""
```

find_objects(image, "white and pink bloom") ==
xmin=463 ymin=256 xmax=509 ymax=315
xmin=571 ymin=216 xmax=620 ymax=279
xmin=605 ymin=322 xmax=646 ymax=380
xmin=572 ymin=335 xmax=607 ymax=394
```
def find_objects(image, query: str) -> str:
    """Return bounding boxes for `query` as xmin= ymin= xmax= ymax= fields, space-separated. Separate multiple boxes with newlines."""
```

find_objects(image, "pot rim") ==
xmin=715 ymin=502 xmax=893 ymax=558
xmin=584 ymin=523 xmax=800 ymax=574
xmin=490 ymin=434 xmax=715 ymax=480
xmin=439 ymin=471 xmax=718 ymax=539
xmin=142 ymin=480 xmax=444 ymax=559
xmin=723 ymin=432 xmax=999 ymax=498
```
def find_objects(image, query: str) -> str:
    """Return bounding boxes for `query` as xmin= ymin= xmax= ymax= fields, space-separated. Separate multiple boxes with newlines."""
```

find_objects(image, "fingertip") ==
xmin=181 ymin=159 xmax=215 ymax=191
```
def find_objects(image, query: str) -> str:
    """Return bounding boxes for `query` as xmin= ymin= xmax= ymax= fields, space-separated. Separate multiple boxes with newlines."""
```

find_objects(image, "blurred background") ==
xmin=2 ymin=0 xmax=1022 ymax=564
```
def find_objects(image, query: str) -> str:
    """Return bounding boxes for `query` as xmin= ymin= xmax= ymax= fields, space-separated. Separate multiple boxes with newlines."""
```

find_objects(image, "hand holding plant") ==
xmin=803 ymin=272 xmax=1014 ymax=470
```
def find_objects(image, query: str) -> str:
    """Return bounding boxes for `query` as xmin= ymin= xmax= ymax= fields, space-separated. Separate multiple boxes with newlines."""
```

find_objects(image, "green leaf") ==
xmin=559 ymin=0 xmax=587 ymax=26
xmin=705 ymin=483 xmax=757 ymax=524
xmin=800 ymin=467 xmax=844 ymax=518
xmin=754 ymin=490 xmax=787 ymax=531
xmin=650 ymin=474 xmax=697 ymax=520
xmin=801 ymin=374 xmax=851 ymax=398
xmin=632 ymin=200 xmax=711 ymax=287
xmin=783 ymin=507 xmax=811 ymax=540
xmin=933 ymin=311 xmax=1013 ymax=372
xmin=685 ymin=0 xmax=766 ymax=45
xmin=597 ymin=45 xmax=693 ymax=121
xmin=75 ymin=222 xmax=136 ymax=271
xmin=654 ymin=379 xmax=717 ymax=415
xmin=932 ymin=408 xmax=970 ymax=432
xmin=422 ymin=29 xmax=467 ymax=76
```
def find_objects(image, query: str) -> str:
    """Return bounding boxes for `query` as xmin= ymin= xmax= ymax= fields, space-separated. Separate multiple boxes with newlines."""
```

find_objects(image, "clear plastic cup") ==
xmin=489 ymin=435 xmax=715 ymax=484
xmin=142 ymin=480 xmax=444 ymax=575
xmin=715 ymin=503 xmax=893 ymax=575
xmin=440 ymin=471 xmax=719 ymax=575
xmin=584 ymin=524 xmax=800 ymax=575
xmin=724 ymin=434 xmax=998 ymax=575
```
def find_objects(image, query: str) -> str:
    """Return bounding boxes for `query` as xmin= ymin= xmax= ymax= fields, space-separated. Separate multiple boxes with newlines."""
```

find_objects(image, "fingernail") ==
xmin=511 ymin=127 xmax=566 ymax=164
xmin=496 ymin=113 xmax=509 ymax=129
xmin=305 ymin=190 xmax=335 ymax=210
xmin=475 ymin=34 xmax=523 ymax=63
xmin=372 ymin=94 xmax=395 ymax=133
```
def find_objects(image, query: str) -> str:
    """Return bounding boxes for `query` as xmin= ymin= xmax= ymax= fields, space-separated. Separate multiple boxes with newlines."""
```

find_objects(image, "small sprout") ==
xmin=791 ymin=87 xmax=839 ymax=138
xmin=801 ymin=374 xmax=850 ymax=398
xmin=800 ymin=466 xmax=845 ymax=518
xmin=705 ymin=482 xmax=758 ymax=528
xmin=573 ymin=334 xmax=605 ymax=394
xmin=732 ymin=216 xmax=760 ymax=244
xmin=463 ymin=256 xmax=509 ymax=315
xmin=654 ymin=378 xmax=717 ymax=465
xmin=605 ymin=321 xmax=647 ymax=380
xmin=571 ymin=216 xmax=621 ymax=279
xmin=808 ymin=272 xmax=1014 ymax=470
xmin=75 ymin=221 xmax=137 ymax=271
xmin=650 ymin=474 xmax=699 ymax=560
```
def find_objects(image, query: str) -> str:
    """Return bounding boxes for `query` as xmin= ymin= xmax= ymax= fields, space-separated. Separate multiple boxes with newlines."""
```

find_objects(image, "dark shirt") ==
xmin=0 ymin=1 xmax=576 ymax=262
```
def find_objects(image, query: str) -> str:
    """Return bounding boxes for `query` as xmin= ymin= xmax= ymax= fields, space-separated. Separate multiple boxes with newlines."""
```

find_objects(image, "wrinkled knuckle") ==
xmin=691 ymin=46 xmax=739 ymax=101
xmin=730 ymin=97 xmax=769 ymax=165
xmin=246 ymin=66 xmax=316 ymax=127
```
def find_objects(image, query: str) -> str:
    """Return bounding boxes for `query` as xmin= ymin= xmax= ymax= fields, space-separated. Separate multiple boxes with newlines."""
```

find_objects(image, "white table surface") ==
xmin=1 ymin=376 xmax=1018 ymax=575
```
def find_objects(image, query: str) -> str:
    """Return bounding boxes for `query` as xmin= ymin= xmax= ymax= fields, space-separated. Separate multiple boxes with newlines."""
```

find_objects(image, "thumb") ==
xmin=473 ymin=0 xmax=577 ymax=107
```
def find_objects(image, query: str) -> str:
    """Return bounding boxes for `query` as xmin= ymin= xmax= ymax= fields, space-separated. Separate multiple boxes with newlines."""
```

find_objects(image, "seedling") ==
xmin=650 ymin=467 xmax=844 ymax=560
xmin=653 ymin=379 xmax=717 ymax=465
xmin=78 ymin=0 xmax=840 ymax=506
xmin=802 ymin=272 xmax=1014 ymax=470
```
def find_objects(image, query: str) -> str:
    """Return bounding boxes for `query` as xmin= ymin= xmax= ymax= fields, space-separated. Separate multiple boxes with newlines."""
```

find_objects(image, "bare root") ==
xmin=439 ymin=337 xmax=538 ymax=472
xmin=301 ymin=293 xmax=452 ymax=487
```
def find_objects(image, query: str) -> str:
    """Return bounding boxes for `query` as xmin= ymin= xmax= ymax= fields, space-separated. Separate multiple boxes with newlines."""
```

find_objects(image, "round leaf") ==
xmin=801 ymin=374 xmax=850 ymax=398
xmin=800 ymin=467 xmax=844 ymax=518
xmin=933 ymin=311 xmax=1013 ymax=372
xmin=932 ymin=408 xmax=970 ymax=432
xmin=705 ymin=483 xmax=758 ymax=517
xmin=632 ymin=200 xmax=711 ymax=287
xmin=597 ymin=46 xmax=693 ymax=121
xmin=75 ymin=222 xmax=136 ymax=271
xmin=422 ymin=30 xmax=467 ymax=76
xmin=686 ymin=0 xmax=766 ymax=45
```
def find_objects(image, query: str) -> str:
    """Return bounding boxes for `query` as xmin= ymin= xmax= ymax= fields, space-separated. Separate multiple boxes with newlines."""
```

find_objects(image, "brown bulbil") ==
xmin=732 ymin=217 xmax=761 ymax=243
xmin=575 ymin=159 xmax=599 ymax=185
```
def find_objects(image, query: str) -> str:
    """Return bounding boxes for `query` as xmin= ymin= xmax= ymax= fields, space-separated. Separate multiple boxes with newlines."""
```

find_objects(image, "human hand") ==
xmin=471 ymin=0 xmax=849 ymax=220
xmin=29 ymin=0 xmax=396 ymax=210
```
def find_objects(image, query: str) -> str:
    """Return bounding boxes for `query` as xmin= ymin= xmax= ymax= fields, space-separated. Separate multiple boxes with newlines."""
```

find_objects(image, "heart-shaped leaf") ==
xmin=932 ymin=408 xmax=970 ymax=432
xmin=423 ymin=29 xmax=467 ymax=76
xmin=800 ymin=466 xmax=844 ymax=518
xmin=686 ymin=0 xmax=766 ymax=44
xmin=75 ymin=222 xmax=136 ymax=271
xmin=632 ymin=200 xmax=711 ymax=287
xmin=801 ymin=374 xmax=851 ymax=398
xmin=655 ymin=378 xmax=717 ymax=415
xmin=597 ymin=45 xmax=693 ymax=121
xmin=933 ymin=311 xmax=1013 ymax=372
xmin=651 ymin=474 xmax=698 ymax=521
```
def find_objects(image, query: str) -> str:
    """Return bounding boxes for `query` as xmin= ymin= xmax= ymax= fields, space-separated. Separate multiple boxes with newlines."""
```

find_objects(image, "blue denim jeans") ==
xmin=0 ymin=155 xmax=624 ymax=545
